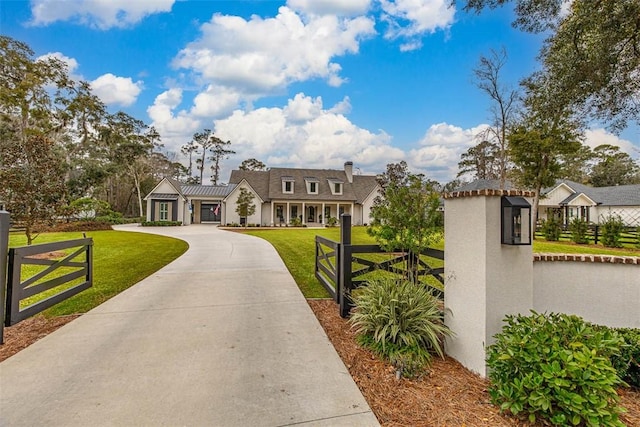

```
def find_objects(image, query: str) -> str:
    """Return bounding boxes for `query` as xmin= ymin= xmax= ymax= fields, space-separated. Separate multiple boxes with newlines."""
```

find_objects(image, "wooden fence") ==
xmin=535 ymin=225 xmax=639 ymax=246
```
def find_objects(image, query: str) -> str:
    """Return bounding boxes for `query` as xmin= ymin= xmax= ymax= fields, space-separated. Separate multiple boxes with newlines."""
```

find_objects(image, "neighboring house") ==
xmin=144 ymin=179 xmax=236 ymax=225
xmin=539 ymin=180 xmax=640 ymax=227
xmin=144 ymin=162 xmax=380 ymax=226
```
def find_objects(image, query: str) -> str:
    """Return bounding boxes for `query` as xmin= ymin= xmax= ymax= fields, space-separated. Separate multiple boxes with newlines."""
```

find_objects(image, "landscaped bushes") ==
xmin=487 ymin=311 xmax=626 ymax=426
xmin=349 ymin=278 xmax=451 ymax=378
xmin=35 ymin=220 xmax=113 ymax=232
xmin=541 ymin=217 xmax=562 ymax=241
xmin=607 ymin=327 xmax=640 ymax=390
xmin=601 ymin=214 xmax=625 ymax=248
xmin=569 ymin=217 xmax=589 ymax=244
xmin=141 ymin=221 xmax=182 ymax=227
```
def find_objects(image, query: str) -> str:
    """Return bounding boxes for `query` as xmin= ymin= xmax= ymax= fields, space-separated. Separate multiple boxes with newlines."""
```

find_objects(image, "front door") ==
xmin=201 ymin=203 xmax=221 ymax=222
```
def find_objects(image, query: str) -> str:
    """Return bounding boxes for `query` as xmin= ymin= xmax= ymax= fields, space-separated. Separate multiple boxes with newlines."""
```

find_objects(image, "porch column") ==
xmin=322 ymin=203 xmax=326 ymax=225
xmin=286 ymin=202 xmax=290 ymax=224
xmin=302 ymin=202 xmax=306 ymax=225
xmin=270 ymin=203 xmax=274 ymax=226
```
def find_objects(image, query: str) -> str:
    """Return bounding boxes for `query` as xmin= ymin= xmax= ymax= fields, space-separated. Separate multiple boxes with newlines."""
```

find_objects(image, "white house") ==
xmin=144 ymin=162 xmax=380 ymax=226
xmin=539 ymin=180 xmax=640 ymax=226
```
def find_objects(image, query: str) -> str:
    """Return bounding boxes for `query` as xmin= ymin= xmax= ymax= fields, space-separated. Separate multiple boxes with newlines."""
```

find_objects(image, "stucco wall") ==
xmin=533 ymin=254 xmax=640 ymax=328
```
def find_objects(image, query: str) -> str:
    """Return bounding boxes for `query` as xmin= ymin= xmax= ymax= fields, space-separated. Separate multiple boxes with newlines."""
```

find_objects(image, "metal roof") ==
xmin=149 ymin=193 xmax=179 ymax=200
xmin=180 ymin=184 xmax=236 ymax=197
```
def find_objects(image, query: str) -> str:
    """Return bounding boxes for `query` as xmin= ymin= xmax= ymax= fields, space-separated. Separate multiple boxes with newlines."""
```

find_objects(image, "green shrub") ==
xmin=327 ymin=217 xmax=338 ymax=227
xmin=290 ymin=217 xmax=302 ymax=227
xmin=349 ymin=278 xmax=451 ymax=378
xmin=541 ymin=217 xmax=562 ymax=241
xmin=141 ymin=221 xmax=182 ymax=227
xmin=487 ymin=311 xmax=625 ymax=426
xmin=600 ymin=214 xmax=624 ymax=248
xmin=569 ymin=217 xmax=589 ymax=244
xmin=610 ymin=327 xmax=640 ymax=389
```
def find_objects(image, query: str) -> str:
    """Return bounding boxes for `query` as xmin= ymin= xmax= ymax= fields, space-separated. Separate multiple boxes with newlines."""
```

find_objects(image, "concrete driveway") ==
xmin=0 ymin=224 xmax=379 ymax=426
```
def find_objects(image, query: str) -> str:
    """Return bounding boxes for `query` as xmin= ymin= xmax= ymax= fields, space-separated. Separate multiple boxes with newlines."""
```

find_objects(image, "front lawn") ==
xmin=8 ymin=230 xmax=188 ymax=316
xmin=241 ymin=227 xmax=640 ymax=298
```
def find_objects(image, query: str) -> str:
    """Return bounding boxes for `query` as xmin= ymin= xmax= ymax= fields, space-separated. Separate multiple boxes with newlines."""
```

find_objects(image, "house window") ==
xmin=328 ymin=179 xmax=343 ymax=195
xmin=291 ymin=206 xmax=298 ymax=219
xmin=282 ymin=177 xmax=294 ymax=194
xmin=305 ymin=177 xmax=319 ymax=194
xmin=159 ymin=202 xmax=169 ymax=221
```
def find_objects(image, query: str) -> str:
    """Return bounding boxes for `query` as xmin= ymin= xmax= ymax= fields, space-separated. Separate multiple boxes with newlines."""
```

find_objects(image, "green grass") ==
xmin=240 ymin=227 xmax=640 ymax=298
xmin=532 ymin=240 xmax=640 ymax=257
xmin=242 ymin=227 xmax=379 ymax=298
xmin=8 ymin=230 xmax=188 ymax=317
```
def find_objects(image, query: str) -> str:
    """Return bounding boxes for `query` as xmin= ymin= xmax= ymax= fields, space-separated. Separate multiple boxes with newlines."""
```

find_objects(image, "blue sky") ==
xmin=2 ymin=0 xmax=638 ymax=184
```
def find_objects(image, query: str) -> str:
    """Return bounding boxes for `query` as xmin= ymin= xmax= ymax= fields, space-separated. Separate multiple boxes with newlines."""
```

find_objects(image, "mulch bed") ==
xmin=1 ymin=301 xmax=638 ymax=427
xmin=307 ymin=298 xmax=640 ymax=427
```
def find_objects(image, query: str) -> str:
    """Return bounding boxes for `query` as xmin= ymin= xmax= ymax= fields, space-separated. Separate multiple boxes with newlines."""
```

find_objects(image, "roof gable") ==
xmin=144 ymin=177 xmax=186 ymax=201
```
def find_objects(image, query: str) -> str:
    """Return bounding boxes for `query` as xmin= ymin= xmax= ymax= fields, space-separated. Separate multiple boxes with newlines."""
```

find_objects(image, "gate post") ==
xmin=443 ymin=189 xmax=534 ymax=377
xmin=0 ymin=211 xmax=9 ymax=344
xmin=339 ymin=214 xmax=353 ymax=318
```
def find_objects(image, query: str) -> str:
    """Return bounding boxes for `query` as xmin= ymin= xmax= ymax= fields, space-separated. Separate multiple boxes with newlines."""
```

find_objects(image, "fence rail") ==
xmin=535 ymin=225 xmax=639 ymax=246
xmin=5 ymin=237 xmax=93 ymax=326
xmin=315 ymin=214 xmax=444 ymax=317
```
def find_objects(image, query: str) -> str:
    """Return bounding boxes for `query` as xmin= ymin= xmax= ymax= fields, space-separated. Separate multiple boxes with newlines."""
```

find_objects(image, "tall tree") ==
xmin=556 ymin=144 xmax=594 ymax=184
xmin=368 ymin=161 xmax=443 ymax=282
xmin=239 ymin=158 xmax=267 ymax=171
xmin=0 ymin=133 xmax=67 ymax=244
xmin=181 ymin=139 xmax=199 ymax=182
xmin=235 ymin=188 xmax=256 ymax=228
xmin=457 ymin=140 xmax=501 ymax=180
xmin=589 ymin=144 xmax=640 ymax=187
xmin=98 ymin=112 xmax=154 ymax=216
xmin=209 ymin=137 xmax=235 ymax=185
xmin=191 ymin=129 xmax=217 ymax=184
xmin=509 ymin=73 xmax=582 ymax=224
xmin=460 ymin=0 xmax=640 ymax=132
xmin=473 ymin=48 xmax=520 ymax=187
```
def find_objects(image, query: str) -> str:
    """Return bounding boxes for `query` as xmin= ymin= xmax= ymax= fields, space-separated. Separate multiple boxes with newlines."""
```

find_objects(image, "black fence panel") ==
xmin=5 ymin=238 xmax=93 ymax=326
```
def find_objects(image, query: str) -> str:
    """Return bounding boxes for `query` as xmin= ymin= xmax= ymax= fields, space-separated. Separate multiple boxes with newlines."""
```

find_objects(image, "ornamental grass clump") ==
xmin=487 ymin=311 xmax=626 ymax=426
xmin=349 ymin=277 xmax=451 ymax=378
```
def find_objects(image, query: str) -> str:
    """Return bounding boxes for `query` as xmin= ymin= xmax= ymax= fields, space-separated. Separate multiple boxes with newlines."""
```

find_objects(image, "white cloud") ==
xmin=287 ymin=0 xmax=372 ymax=16
xmin=90 ymin=73 xmax=142 ymax=107
xmin=379 ymin=0 xmax=455 ymax=50
xmin=209 ymin=93 xmax=401 ymax=179
xmin=147 ymin=88 xmax=202 ymax=148
xmin=190 ymin=85 xmax=242 ymax=119
xmin=29 ymin=0 xmax=175 ymax=29
xmin=173 ymin=6 xmax=376 ymax=96
xmin=584 ymin=128 xmax=638 ymax=157
xmin=408 ymin=122 xmax=489 ymax=182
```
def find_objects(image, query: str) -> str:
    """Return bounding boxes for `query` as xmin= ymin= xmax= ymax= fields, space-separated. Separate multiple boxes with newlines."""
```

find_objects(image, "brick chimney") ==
xmin=344 ymin=161 xmax=353 ymax=183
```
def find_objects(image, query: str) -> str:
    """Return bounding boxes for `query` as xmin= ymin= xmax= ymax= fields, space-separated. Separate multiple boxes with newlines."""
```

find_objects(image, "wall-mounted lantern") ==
xmin=501 ymin=196 xmax=532 ymax=245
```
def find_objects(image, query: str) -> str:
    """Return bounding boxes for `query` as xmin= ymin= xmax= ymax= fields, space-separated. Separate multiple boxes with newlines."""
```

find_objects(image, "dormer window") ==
xmin=282 ymin=176 xmax=295 ymax=194
xmin=305 ymin=177 xmax=319 ymax=194
xmin=328 ymin=178 xmax=344 ymax=195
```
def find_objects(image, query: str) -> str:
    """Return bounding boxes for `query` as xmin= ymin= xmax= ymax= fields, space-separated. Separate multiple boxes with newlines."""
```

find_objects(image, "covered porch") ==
xmin=270 ymin=201 xmax=354 ymax=227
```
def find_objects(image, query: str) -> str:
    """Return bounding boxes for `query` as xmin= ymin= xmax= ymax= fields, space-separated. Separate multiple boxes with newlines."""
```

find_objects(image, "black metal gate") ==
xmin=315 ymin=215 xmax=444 ymax=318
